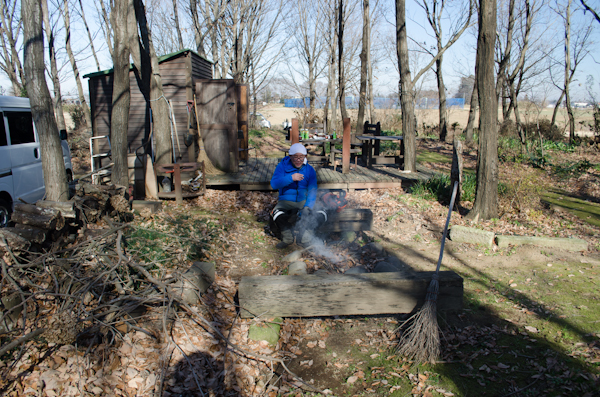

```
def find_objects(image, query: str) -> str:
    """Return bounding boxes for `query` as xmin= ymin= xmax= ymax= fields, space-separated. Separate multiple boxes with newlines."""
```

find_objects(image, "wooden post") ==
xmin=451 ymin=137 xmax=463 ymax=207
xmin=172 ymin=163 xmax=183 ymax=206
xmin=342 ymin=118 xmax=351 ymax=174
xmin=291 ymin=118 xmax=299 ymax=144
xmin=237 ymin=85 xmax=249 ymax=161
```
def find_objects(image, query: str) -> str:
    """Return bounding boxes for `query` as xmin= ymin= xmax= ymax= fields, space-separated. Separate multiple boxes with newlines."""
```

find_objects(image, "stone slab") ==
xmin=248 ymin=318 xmax=283 ymax=346
xmin=132 ymin=200 xmax=163 ymax=213
xmin=170 ymin=262 xmax=215 ymax=305
xmin=496 ymin=235 xmax=588 ymax=252
xmin=449 ymin=225 xmax=495 ymax=248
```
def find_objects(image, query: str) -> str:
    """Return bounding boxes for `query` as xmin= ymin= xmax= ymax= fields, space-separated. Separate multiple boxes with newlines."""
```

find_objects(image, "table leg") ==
xmin=367 ymin=140 xmax=373 ymax=167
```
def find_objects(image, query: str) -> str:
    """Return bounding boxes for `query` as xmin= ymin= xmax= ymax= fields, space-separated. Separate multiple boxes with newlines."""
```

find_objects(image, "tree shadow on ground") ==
xmin=365 ymin=228 xmax=600 ymax=396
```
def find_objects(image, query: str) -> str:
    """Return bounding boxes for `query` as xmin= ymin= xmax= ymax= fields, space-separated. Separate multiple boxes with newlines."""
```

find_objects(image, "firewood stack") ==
xmin=0 ymin=182 xmax=131 ymax=252
xmin=72 ymin=182 xmax=129 ymax=223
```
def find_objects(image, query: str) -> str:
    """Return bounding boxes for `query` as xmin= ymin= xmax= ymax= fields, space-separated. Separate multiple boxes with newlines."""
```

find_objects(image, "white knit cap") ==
xmin=289 ymin=143 xmax=307 ymax=155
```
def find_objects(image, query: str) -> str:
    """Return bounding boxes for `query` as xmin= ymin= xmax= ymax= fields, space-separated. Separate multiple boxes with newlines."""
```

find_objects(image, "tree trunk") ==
xmin=41 ymin=0 xmax=66 ymax=132
xmin=338 ymin=0 xmax=348 ymax=120
xmin=564 ymin=0 xmax=575 ymax=143
xmin=189 ymin=0 xmax=206 ymax=56
xmin=396 ymin=0 xmax=416 ymax=172
xmin=110 ymin=0 xmax=131 ymax=187
xmin=470 ymin=0 xmax=498 ymax=221
xmin=436 ymin=55 xmax=447 ymax=142
xmin=508 ymin=80 xmax=526 ymax=153
xmin=464 ymin=75 xmax=478 ymax=145
xmin=172 ymin=0 xmax=184 ymax=50
xmin=98 ymin=0 xmax=114 ymax=58
xmin=22 ymin=0 xmax=68 ymax=202
xmin=78 ymin=0 xmax=101 ymax=71
xmin=356 ymin=0 xmax=370 ymax=135
xmin=63 ymin=0 xmax=92 ymax=131
xmin=368 ymin=35 xmax=375 ymax=124
xmin=134 ymin=0 xmax=173 ymax=168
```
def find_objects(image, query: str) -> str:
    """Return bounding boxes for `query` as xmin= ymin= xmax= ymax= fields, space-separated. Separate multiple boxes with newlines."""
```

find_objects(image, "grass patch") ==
xmin=125 ymin=215 xmax=229 ymax=265
xmin=409 ymin=173 xmax=503 ymax=205
xmin=541 ymin=189 xmax=600 ymax=227
xmin=417 ymin=150 xmax=452 ymax=164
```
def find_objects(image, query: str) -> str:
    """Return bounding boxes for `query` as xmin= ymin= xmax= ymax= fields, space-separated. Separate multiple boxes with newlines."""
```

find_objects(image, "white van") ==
xmin=0 ymin=96 xmax=73 ymax=227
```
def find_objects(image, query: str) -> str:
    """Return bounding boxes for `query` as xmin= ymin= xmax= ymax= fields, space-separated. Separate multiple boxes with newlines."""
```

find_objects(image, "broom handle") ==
xmin=435 ymin=181 xmax=459 ymax=274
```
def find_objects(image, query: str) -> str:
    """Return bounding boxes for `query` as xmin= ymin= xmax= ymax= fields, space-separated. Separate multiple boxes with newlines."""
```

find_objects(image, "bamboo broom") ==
xmin=194 ymin=93 xmax=224 ymax=175
xmin=396 ymin=181 xmax=459 ymax=364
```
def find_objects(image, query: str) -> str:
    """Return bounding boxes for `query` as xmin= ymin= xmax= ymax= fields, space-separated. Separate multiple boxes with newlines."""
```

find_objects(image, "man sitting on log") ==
xmin=270 ymin=143 xmax=326 ymax=248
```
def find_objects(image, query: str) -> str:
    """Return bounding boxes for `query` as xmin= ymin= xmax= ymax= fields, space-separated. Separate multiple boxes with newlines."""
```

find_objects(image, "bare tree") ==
xmin=464 ymin=73 xmax=478 ymax=144
xmin=63 ymin=0 xmax=92 ymax=131
xmin=41 ymin=0 xmax=67 ymax=132
xmin=550 ymin=0 xmax=593 ymax=143
xmin=133 ymin=0 xmax=173 ymax=169
xmin=496 ymin=0 xmax=535 ymax=149
xmin=96 ymin=0 xmax=114 ymax=58
xmin=77 ymin=0 xmax=101 ymax=71
xmin=396 ymin=0 xmax=466 ymax=171
xmin=287 ymin=0 xmax=326 ymax=120
xmin=470 ymin=0 xmax=498 ymax=221
xmin=338 ymin=0 xmax=348 ymax=120
xmin=110 ymin=0 xmax=131 ymax=186
xmin=22 ymin=0 xmax=68 ymax=201
xmin=356 ymin=0 xmax=370 ymax=132
xmin=0 ymin=0 xmax=26 ymax=96
xmin=188 ymin=0 xmax=206 ymax=56
xmin=172 ymin=0 xmax=185 ymax=49
xmin=416 ymin=0 xmax=473 ymax=142
xmin=396 ymin=0 xmax=416 ymax=172
xmin=580 ymin=0 xmax=600 ymax=23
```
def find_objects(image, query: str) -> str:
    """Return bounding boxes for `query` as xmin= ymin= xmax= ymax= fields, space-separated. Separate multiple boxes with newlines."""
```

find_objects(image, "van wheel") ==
xmin=0 ymin=200 xmax=11 ymax=228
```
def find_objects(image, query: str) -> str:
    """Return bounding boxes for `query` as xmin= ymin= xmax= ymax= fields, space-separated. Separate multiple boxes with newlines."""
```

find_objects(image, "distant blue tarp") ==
xmin=284 ymin=96 xmax=464 ymax=109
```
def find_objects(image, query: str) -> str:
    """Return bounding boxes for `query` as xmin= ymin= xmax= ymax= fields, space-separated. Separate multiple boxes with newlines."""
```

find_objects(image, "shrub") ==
xmin=65 ymin=104 xmax=86 ymax=130
xmin=499 ymin=119 xmax=517 ymax=138
xmin=523 ymin=118 xmax=563 ymax=142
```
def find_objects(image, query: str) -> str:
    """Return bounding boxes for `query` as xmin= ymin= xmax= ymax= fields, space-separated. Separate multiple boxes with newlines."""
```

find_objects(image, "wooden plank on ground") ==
xmin=239 ymin=271 xmax=463 ymax=318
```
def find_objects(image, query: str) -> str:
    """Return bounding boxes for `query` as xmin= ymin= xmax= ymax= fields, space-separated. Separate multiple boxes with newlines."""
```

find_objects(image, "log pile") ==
xmin=0 ymin=183 xmax=130 ymax=251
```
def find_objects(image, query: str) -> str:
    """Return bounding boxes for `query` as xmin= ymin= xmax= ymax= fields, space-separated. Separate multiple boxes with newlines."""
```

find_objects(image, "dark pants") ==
xmin=270 ymin=200 xmax=327 ymax=244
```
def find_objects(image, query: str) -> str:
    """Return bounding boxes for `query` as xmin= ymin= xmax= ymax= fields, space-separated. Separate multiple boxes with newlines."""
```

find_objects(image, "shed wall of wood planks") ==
xmin=239 ymin=271 xmax=463 ymax=318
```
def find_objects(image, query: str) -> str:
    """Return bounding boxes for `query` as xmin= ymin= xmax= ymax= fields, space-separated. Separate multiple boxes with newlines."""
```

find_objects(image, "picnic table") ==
xmin=356 ymin=135 xmax=404 ymax=167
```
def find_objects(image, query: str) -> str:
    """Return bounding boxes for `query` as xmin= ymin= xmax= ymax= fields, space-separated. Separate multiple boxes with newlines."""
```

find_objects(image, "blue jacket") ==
xmin=270 ymin=157 xmax=318 ymax=208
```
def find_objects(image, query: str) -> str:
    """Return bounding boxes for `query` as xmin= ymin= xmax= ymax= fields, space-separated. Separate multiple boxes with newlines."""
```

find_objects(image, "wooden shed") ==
xmin=84 ymin=49 xmax=213 ymax=168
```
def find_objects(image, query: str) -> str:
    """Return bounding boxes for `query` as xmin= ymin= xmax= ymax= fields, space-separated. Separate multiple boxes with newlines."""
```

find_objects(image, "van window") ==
xmin=0 ymin=112 xmax=6 ymax=146
xmin=6 ymin=111 xmax=35 ymax=145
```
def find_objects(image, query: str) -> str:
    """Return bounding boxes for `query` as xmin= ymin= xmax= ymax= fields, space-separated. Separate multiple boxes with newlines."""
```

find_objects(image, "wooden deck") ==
xmin=205 ymin=158 xmax=437 ymax=191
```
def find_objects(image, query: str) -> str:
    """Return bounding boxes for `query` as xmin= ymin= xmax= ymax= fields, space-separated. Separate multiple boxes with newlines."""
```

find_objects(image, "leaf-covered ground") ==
xmin=2 ymin=133 xmax=599 ymax=396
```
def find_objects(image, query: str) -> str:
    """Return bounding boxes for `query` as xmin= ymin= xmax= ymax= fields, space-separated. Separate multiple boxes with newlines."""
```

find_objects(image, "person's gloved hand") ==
xmin=301 ymin=206 xmax=312 ymax=218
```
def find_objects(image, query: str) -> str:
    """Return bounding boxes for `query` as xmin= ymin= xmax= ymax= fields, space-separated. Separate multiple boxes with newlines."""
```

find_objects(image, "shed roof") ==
xmin=83 ymin=48 xmax=213 ymax=79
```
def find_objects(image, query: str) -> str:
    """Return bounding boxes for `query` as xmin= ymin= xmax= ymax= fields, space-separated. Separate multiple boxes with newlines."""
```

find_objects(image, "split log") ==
xmin=10 ymin=211 xmax=63 ymax=231
xmin=35 ymin=200 xmax=76 ymax=219
xmin=14 ymin=203 xmax=60 ymax=218
xmin=0 ymin=229 xmax=31 ymax=252
xmin=239 ymin=271 xmax=463 ymax=318
xmin=10 ymin=225 xmax=47 ymax=244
